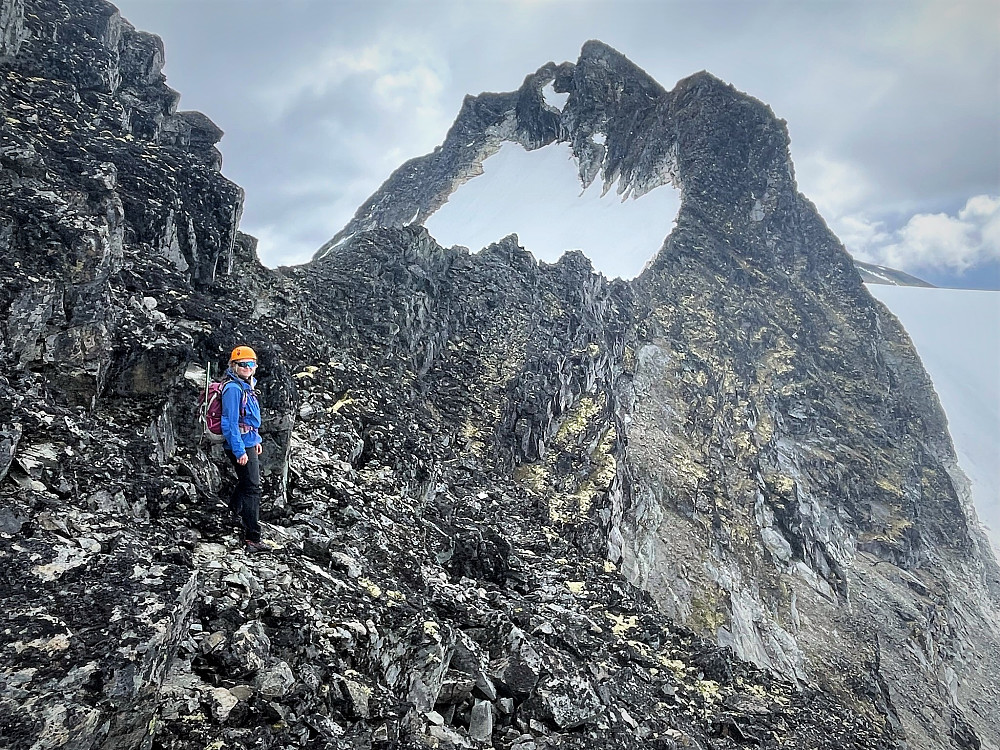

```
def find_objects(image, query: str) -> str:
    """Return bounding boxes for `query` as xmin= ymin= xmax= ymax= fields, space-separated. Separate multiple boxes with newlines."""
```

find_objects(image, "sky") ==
xmin=110 ymin=0 xmax=1000 ymax=289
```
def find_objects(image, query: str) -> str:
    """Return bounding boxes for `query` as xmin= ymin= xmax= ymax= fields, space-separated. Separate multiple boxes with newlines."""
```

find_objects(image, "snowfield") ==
xmin=868 ymin=285 xmax=1000 ymax=557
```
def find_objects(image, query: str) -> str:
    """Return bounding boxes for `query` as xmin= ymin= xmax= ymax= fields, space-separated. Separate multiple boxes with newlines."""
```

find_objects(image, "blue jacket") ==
xmin=221 ymin=368 xmax=262 ymax=458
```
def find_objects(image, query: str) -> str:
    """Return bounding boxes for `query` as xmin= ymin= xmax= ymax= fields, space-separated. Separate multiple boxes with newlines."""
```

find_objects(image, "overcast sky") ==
xmin=111 ymin=0 xmax=1000 ymax=289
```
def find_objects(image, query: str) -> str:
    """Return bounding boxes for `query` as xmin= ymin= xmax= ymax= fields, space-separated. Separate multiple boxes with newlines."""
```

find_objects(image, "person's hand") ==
xmin=237 ymin=453 xmax=248 ymax=466
xmin=254 ymin=444 xmax=263 ymax=455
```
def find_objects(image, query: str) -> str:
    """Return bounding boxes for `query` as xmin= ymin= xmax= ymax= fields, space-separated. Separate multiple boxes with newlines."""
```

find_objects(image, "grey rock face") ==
xmin=2 ymin=4 xmax=998 ymax=750
xmin=0 ymin=0 xmax=24 ymax=61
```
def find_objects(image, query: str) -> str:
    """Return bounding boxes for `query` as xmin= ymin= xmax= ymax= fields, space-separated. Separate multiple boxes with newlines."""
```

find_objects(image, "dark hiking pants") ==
xmin=226 ymin=447 xmax=262 ymax=543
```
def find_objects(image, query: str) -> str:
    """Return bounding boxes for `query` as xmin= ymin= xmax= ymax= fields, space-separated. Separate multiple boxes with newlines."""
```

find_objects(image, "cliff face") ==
xmin=1 ymin=4 xmax=998 ymax=750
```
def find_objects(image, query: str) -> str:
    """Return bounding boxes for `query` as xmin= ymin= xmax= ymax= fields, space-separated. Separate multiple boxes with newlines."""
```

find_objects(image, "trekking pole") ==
xmin=200 ymin=361 xmax=212 ymax=446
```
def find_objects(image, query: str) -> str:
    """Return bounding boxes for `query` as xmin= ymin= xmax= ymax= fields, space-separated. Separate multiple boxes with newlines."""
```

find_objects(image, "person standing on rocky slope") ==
xmin=221 ymin=346 xmax=267 ymax=554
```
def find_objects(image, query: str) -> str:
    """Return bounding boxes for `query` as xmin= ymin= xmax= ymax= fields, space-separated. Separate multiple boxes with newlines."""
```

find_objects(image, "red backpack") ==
xmin=198 ymin=371 xmax=247 ymax=444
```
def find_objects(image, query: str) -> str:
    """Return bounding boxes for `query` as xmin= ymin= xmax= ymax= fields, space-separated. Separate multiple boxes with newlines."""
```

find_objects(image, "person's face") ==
xmin=233 ymin=359 xmax=257 ymax=377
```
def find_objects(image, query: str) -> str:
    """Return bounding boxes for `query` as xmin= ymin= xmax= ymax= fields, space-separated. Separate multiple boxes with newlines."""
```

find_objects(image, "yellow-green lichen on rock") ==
xmin=553 ymin=394 xmax=604 ymax=448
xmin=688 ymin=586 xmax=729 ymax=635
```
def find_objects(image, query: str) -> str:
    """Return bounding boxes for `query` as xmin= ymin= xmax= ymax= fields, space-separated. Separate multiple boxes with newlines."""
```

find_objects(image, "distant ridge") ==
xmin=855 ymin=259 xmax=935 ymax=287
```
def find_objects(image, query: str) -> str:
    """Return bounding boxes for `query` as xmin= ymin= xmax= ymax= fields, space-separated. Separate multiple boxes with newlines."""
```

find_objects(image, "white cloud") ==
xmin=269 ymin=46 xmax=382 ymax=110
xmin=261 ymin=33 xmax=449 ymax=121
xmin=877 ymin=195 xmax=1000 ymax=273
xmin=832 ymin=215 xmax=892 ymax=264
xmin=962 ymin=194 xmax=1000 ymax=226
xmin=794 ymin=152 xmax=890 ymax=264
xmin=797 ymin=152 xmax=1000 ymax=276
xmin=795 ymin=152 xmax=875 ymax=219
xmin=373 ymin=66 xmax=444 ymax=109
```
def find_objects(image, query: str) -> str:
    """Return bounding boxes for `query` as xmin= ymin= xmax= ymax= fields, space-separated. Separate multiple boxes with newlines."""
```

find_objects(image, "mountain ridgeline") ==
xmin=1 ymin=3 xmax=998 ymax=750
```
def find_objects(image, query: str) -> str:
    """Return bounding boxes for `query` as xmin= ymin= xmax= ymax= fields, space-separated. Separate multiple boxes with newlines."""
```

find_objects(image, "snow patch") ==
xmin=868 ymin=284 xmax=1000 ymax=557
xmin=423 ymin=141 xmax=681 ymax=279
xmin=592 ymin=133 xmax=607 ymax=146
xmin=869 ymin=268 xmax=893 ymax=283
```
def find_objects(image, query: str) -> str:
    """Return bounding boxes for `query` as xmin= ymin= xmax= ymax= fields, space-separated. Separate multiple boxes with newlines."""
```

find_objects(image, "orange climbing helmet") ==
xmin=229 ymin=345 xmax=257 ymax=363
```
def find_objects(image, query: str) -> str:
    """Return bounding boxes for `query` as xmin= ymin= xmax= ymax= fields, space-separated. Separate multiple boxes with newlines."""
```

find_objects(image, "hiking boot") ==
xmin=243 ymin=540 xmax=268 ymax=554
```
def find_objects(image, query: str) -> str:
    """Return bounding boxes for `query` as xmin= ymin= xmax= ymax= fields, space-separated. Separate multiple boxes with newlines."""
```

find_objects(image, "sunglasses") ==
xmin=235 ymin=361 xmax=257 ymax=369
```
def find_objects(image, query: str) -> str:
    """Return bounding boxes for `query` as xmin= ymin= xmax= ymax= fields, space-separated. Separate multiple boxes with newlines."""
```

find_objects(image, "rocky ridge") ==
xmin=853 ymin=261 xmax=934 ymax=288
xmin=1 ymin=4 xmax=998 ymax=750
